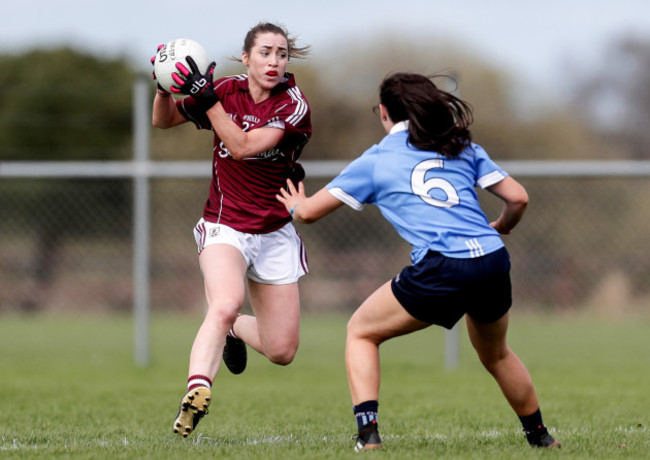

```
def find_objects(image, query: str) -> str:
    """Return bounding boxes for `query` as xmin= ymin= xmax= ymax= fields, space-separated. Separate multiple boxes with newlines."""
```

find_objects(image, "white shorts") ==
xmin=193 ymin=218 xmax=309 ymax=285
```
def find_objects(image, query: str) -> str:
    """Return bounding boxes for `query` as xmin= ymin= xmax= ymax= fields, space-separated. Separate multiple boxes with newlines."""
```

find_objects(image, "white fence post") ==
xmin=445 ymin=324 xmax=459 ymax=369
xmin=133 ymin=75 xmax=151 ymax=366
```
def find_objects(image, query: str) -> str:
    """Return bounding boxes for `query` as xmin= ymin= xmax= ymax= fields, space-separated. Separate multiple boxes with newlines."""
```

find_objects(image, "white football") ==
xmin=154 ymin=38 xmax=210 ymax=93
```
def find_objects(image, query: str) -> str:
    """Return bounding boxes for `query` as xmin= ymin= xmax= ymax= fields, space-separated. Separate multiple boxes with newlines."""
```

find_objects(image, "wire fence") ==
xmin=3 ymin=81 xmax=650 ymax=368
xmin=2 ymin=79 xmax=649 ymax=320
xmin=2 ymin=160 xmax=649 ymax=317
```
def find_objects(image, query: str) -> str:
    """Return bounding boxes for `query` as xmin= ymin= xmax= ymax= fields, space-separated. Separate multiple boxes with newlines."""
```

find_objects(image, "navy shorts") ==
xmin=391 ymin=247 xmax=512 ymax=329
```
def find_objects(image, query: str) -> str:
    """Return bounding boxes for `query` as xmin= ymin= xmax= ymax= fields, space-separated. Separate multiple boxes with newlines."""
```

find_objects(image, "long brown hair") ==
xmin=380 ymin=72 xmax=473 ymax=158
xmin=234 ymin=22 xmax=310 ymax=61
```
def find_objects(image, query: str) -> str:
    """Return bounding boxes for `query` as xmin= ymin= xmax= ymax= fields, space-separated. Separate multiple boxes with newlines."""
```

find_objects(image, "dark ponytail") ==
xmin=379 ymin=72 xmax=473 ymax=158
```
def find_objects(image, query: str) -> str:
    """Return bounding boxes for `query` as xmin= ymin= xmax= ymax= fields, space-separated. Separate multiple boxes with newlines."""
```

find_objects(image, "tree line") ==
xmin=2 ymin=35 xmax=649 ymax=163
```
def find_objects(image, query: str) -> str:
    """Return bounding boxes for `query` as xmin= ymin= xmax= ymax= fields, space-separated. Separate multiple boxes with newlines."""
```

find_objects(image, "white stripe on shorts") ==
xmin=194 ymin=220 xmax=207 ymax=254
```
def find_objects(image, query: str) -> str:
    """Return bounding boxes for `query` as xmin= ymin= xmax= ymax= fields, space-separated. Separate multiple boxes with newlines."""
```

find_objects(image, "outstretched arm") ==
xmin=486 ymin=176 xmax=529 ymax=234
xmin=277 ymin=180 xmax=345 ymax=224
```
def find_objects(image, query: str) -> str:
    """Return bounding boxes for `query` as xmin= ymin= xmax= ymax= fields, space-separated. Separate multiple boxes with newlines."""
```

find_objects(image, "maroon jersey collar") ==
xmin=235 ymin=72 xmax=297 ymax=95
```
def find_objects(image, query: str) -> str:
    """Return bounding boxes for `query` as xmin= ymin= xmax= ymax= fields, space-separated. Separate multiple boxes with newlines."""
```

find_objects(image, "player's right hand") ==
xmin=151 ymin=44 xmax=170 ymax=95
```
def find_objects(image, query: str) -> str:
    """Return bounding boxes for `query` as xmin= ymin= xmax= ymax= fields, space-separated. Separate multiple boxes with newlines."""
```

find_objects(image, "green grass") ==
xmin=0 ymin=311 xmax=648 ymax=459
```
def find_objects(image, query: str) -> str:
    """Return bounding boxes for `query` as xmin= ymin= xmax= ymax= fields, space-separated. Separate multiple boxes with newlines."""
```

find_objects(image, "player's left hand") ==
xmin=172 ymin=56 xmax=219 ymax=111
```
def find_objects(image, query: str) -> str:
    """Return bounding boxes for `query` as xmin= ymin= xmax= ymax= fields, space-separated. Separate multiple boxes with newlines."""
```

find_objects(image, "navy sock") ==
xmin=519 ymin=408 xmax=544 ymax=433
xmin=353 ymin=400 xmax=379 ymax=431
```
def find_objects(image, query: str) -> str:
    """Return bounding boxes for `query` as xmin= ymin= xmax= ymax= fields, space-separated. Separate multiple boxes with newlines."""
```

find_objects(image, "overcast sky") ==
xmin=2 ymin=0 xmax=649 ymax=96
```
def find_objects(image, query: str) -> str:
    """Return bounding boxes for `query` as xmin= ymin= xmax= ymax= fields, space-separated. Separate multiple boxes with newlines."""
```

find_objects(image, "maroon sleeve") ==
xmin=176 ymin=97 xmax=211 ymax=130
xmin=263 ymin=87 xmax=312 ymax=162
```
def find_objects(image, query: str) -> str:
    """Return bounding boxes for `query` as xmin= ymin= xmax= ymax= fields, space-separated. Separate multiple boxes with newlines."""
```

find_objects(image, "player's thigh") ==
xmin=249 ymin=223 xmax=308 ymax=285
xmin=199 ymin=244 xmax=248 ymax=309
xmin=248 ymin=280 xmax=300 ymax=345
xmin=348 ymin=281 xmax=430 ymax=344
xmin=465 ymin=311 xmax=510 ymax=362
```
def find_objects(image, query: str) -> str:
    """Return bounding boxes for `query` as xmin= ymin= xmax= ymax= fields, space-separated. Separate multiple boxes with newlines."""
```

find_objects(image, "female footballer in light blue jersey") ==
xmin=277 ymin=72 xmax=561 ymax=451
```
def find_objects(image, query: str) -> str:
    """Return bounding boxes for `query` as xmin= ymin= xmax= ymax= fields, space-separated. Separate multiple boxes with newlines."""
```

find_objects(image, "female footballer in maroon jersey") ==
xmin=152 ymin=22 xmax=311 ymax=437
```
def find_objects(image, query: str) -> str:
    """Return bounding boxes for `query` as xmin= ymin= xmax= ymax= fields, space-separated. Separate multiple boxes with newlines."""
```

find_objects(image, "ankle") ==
xmin=187 ymin=374 xmax=212 ymax=391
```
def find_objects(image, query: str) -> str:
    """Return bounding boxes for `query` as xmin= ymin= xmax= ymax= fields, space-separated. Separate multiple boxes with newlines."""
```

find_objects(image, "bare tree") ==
xmin=571 ymin=36 xmax=650 ymax=159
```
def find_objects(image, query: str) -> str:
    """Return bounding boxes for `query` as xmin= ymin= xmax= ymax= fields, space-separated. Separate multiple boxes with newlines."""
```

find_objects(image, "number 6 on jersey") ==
xmin=411 ymin=159 xmax=460 ymax=208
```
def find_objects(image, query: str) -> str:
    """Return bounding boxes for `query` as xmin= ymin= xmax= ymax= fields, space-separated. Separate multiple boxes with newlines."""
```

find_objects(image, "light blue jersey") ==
xmin=326 ymin=123 xmax=507 ymax=263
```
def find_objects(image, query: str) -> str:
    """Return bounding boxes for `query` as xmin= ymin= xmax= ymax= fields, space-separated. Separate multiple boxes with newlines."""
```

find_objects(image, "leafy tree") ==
xmin=0 ymin=48 xmax=134 ymax=311
xmin=0 ymin=47 xmax=134 ymax=160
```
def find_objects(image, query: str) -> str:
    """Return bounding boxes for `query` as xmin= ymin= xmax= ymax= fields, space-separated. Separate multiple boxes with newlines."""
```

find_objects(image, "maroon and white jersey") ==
xmin=177 ymin=72 xmax=311 ymax=234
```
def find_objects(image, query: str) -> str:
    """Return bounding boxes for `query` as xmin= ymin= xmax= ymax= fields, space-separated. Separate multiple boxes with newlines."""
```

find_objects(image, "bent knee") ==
xmin=266 ymin=343 xmax=298 ymax=366
xmin=478 ymin=348 xmax=511 ymax=374
xmin=346 ymin=315 xmax=367 ymax=339
xmin=205 ymin=301 xmax=240 ymax=328
xmin=346 ymin=317 xmax=383 ymax=345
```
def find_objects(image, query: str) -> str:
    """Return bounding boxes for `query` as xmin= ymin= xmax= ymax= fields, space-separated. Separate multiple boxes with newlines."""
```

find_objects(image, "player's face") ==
xmin=242 ymin=32 xmax=289 ymax=97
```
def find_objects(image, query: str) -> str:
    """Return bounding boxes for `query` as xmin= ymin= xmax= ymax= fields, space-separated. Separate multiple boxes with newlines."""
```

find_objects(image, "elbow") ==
xmin=516 ymin=189 xmax=529 ymax=208
xmin=228 ymin=146 xmax=256 ymax=161
xmin=509 ymin=191 xmax=528 ymax=222
xmin=152 ymin=114 xmax=171 ymax=129
xmin=511 ymin=194 xmax=528 ymax=216
xmin=228 ymin=149 xmax=247 ymax=161
xmin=511 ymin=185 xmax=529 ymax=208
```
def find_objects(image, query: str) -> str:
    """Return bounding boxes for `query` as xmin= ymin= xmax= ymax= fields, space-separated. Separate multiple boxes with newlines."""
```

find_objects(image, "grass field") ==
xmin=0 ymin=311 xmax=648 ymax=459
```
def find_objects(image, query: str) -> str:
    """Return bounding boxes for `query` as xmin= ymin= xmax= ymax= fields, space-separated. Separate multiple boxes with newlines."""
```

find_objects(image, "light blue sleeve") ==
xmin=325 ymin=148 xmax=378 ymax=211
xmin=469 ymin=144 xmax=508 ymax=188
